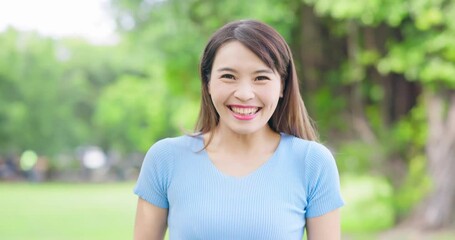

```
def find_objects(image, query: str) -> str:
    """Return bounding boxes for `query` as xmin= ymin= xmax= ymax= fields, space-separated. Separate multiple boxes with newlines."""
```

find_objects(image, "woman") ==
xmin=134 ymin=20 xmax=344 ymax=240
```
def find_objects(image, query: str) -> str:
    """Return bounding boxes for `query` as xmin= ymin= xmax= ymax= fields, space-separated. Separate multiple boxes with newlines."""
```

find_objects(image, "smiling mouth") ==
xmin=228 ymin=106 xmax=261 ymax=115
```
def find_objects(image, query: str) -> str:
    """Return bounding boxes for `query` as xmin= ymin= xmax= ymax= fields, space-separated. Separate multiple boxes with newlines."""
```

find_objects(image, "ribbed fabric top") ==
xmin=134 ymin=133 xmax=344 ymax=239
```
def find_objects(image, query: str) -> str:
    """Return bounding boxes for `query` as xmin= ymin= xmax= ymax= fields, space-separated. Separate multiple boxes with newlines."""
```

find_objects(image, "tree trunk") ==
xmin=346 ymin=21 xmax=377 ymax=144
xmin=417 ymin=89 xmax=455 ymax=229
xmin=295 ymin=4 xmax=324 ymax=93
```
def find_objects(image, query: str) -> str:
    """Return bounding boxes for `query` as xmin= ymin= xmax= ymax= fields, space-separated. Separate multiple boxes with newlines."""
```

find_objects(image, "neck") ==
xmin=206 ymin=126 xmax=280 ymax=155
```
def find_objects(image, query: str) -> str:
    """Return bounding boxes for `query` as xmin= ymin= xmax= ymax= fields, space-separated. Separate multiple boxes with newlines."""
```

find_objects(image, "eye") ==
xmin=255 ymin=76 xmax=270 ymax=81
xmin=221 ymin=74 xmax=236 ymax=80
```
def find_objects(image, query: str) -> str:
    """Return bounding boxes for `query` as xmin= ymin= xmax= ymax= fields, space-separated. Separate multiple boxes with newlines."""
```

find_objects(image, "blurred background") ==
xmin=1 ymin=0 xmax=454 ymax=239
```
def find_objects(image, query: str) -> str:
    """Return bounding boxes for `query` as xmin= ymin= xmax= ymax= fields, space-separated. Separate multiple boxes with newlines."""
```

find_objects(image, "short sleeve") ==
xmin=305 ymin=142 xmax=344 ymax=218
xmin=134 ymin=139 xmax=172 ymax=209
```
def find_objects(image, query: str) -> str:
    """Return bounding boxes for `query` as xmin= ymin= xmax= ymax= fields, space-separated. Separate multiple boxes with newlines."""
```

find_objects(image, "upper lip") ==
xmin=228 ymin=104 xmax=260 ymax=108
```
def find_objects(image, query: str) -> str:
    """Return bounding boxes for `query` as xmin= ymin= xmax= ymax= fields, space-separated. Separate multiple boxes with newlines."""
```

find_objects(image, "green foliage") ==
xmin=0 ymin=30 xmax=66 ymax=154
xmin=310 ymin=86 xmax=348 ymax=138
xmin=336 ymin=141 xmax=385 ymax=173
xmin=301 ymin=0 xmax=453 ymax=226
xmin=170 ymin=97 xmax=200 ymax=132
xmin=393 ymin=154 xmax=431 ymax=216
xmin=391 ymin=101 xmax=427 ymax=150
xmin=0 ymin=29 xmax=134 ymax=157
xmin=341 ymin=174 xmax=395 ymax=232
xmin=303 ymin=0 xmax=408 ymax=26
xmin=379 ymin=2 xmax=455 ymax=88
xmin=94 ymin=74 xmax=169 ymax=153
xmin=378 ymin=31 xmax=455 ymax=87
xmin=389 ymin=100 xmax=430 ymax=216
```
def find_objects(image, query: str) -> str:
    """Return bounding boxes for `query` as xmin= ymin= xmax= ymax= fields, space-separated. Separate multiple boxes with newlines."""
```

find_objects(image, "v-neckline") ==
xmin=194 ymin=133 xmax=284 ymax=181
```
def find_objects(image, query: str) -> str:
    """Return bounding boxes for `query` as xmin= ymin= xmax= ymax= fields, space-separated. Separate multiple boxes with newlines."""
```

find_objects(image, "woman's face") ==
xmin=209 ymin=41 xmax=283 ymax=136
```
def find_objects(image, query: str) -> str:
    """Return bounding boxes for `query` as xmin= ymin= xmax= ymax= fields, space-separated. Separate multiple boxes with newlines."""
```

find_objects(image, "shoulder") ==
xmin=307 ymin=141 xmax=335 ymax=163
xmin=143 ymin=135 xmax=200 ymax=165
xmin=147 ymin=135 xmax=198 ymax=154
xmin=281 ymin=134 xmax=336 ymax=168
xmin=281 ymin=134 xmax=333 ymax=156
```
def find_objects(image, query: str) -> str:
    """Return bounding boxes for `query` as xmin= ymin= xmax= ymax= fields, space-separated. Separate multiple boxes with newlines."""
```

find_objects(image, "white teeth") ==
xmin=231 ymin=107 xmax=258 ymax=115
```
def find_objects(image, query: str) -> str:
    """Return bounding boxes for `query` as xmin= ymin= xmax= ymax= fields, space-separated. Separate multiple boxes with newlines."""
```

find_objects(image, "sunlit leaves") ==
xmin=303 ymin=0 xmax=408 ymax=26
xmin=420 ymin=58 xmax=455 ymax=87
xmin=378 ymin=30 xmax=455 ymax=86
xmin=94 ymin=74 xmax=169 ymax=153
xmin=414 ymin=8 xmax=443 ymax=30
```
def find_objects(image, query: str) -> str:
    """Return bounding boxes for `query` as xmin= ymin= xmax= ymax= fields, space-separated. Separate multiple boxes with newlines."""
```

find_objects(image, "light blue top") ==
xmin=134 ymin=133 xmax=344 ymax=239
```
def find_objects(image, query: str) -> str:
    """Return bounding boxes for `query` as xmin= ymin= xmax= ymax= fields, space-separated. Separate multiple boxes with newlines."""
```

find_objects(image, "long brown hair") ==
xmin=194 ymin=19 xmax=318 ymax=144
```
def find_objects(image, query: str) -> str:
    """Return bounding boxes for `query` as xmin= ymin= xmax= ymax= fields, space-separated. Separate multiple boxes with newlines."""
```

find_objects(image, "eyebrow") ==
xmin=216 ymin=67 xmax=274 ymax=74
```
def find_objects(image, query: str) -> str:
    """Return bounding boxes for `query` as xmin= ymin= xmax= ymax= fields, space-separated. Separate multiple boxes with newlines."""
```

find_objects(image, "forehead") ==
xmin=212 ymin=41 xmax=271 ymax=71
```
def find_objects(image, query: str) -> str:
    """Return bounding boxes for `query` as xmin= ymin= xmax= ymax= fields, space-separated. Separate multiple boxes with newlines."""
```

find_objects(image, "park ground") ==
xmin=0 ymin=182 xmax=453 ymax=240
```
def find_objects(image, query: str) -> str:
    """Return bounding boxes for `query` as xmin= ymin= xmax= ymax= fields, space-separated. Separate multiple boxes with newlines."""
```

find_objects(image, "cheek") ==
xmin=208 ymin=78 xmax=220 ymax=96
xmin=262 ymin=89 xmax=281 ymax=111
xmin=208 ymin=83 xmax=225 ymax=107
xmin=259 ymin=85 xmax=281 ymax=100
xmin=209 ymin=81 xmax=232 ymax=98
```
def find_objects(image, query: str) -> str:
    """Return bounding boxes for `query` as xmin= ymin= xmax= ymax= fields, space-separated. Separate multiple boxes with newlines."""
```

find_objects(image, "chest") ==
xmin=166 ymin=157 xmax=308 ymax=240
xmin=207 ymin=151 xmax=275 ymax=177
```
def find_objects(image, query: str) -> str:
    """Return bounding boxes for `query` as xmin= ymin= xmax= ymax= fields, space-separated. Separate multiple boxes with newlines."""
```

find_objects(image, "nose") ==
xmin=233 ymin=81 xmax=255 ymax=101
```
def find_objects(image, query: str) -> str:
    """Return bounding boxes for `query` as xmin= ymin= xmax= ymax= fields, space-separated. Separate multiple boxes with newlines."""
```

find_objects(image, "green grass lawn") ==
xmin=0 ymin=182 xmax=137 ymax=240
xmin=1 ymin=182 xmax=453 ymax=240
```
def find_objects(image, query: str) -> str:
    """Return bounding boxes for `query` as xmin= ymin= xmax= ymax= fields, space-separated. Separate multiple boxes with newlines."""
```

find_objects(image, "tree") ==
xmin=93 ymin=73 xmax=170 ymax=153
xmin=304 ymin=0 xmax=455 ymax=228
xmin=0 ymin=29 xmax=130 ymax=158
xmin=0 ymin=29 xmax=68 ymax=155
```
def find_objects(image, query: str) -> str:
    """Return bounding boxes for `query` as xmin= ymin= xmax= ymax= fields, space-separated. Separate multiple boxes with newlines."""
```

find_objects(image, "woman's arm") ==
xmin=306 ymin=209 xmax=341 ymax=240
xmin=134 ymin=197 xmax=168 ymax=240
